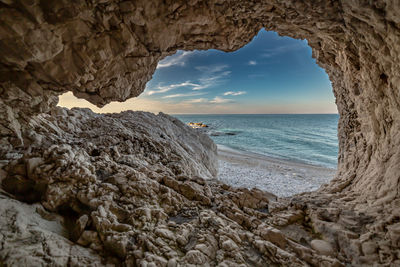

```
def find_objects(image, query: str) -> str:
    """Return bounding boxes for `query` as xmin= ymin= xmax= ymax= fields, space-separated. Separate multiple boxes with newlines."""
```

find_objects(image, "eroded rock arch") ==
xmin=0 ymin=0 xmax=399 ymax=265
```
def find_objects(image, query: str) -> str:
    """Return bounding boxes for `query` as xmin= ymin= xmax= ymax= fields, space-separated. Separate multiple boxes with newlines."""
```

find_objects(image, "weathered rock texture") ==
xmin=0 ymin=0 xmax=400 ymax=266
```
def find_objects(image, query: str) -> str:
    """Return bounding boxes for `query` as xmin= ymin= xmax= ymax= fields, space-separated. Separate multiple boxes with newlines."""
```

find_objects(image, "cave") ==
xmin=0 ymin=1 xmax=399 ymax=266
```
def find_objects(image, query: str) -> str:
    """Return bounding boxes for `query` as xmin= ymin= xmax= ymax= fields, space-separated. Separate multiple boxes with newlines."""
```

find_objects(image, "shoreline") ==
xmin=217 ymin=144 xmax=336 ymax=197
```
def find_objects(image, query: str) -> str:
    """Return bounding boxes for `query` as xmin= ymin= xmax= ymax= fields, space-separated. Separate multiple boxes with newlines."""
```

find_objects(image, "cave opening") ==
xmin=58 ymin=29 xmax=339 ymax=197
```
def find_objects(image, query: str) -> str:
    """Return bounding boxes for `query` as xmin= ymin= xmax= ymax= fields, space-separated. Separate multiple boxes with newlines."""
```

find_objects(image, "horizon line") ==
xmin=169 ymin=113 xmax=339 ymax=115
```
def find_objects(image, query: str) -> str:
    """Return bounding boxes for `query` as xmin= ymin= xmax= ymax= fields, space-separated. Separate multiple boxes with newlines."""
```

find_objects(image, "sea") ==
xmin=174 ymin=114 xmax=339 ymax=169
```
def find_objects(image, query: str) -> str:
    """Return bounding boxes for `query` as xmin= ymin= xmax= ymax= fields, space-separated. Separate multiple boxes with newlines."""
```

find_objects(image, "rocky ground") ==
xmin=1 ymin=107 xmax=399 ymax=266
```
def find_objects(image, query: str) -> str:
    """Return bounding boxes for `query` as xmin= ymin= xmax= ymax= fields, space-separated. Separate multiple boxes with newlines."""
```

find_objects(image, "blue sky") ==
xmin=59 ymin=30 xmax=337 ymax=114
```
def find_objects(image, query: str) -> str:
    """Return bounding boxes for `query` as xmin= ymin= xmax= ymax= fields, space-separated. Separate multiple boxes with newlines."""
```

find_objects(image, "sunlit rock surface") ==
xmin=1 ymin=0 xmax=400 ymax=265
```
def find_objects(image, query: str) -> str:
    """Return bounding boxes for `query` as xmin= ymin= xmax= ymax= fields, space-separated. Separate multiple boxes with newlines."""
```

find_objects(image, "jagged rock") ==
xmin=257 ymin=225 xmax=287 ymax=249
xmin=1 ymin=1 xmax=399 ymax=205
xmin=311 ymin=239 xmax=335 ymax=256
xmin=0 ymin=192 xmax=105 ymax=266
xmin=72 ymin=215 xmax=89 ymax=241
xmin=0 ymin=108 xmax=356 ymax=266
xmin=0 ymin=0 xmax=399 ymax=266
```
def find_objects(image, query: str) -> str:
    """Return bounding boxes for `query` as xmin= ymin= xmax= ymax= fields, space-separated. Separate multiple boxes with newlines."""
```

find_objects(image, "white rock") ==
xmin=311 ymin=239 xmax=334 ymax=256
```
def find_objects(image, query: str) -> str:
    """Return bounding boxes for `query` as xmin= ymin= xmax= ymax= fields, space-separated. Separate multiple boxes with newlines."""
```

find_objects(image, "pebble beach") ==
xmin=217 ymin=144 xmax=336 ymax=197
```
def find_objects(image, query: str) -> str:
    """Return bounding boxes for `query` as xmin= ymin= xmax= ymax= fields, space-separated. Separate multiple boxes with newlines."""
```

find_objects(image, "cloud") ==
xmin=223 ymin=91 xmax=246 ymax=96
xmin=146 ymin=81 xmax=199 ymax=95
xmin=193 ymin=71 xmax=231 ymax=90
xmin=184 ymin=98 xmax=208 ymax=104
xmin=162 ymin=92 xmax=206 ymax=99
xmin=182 ymin=96 xmax=234 ymax=105
xmin=147 ymin=64 xmax=231 ymax=96
xmin=192 ymin=64 xmax=231 ymax=90
xmin=209 ymin=96 xmax=233 ymax=104
xmin=261 ymin=42 xmax=308 ymax=58
xmin=157 ymin=51 xmax=194 ymax=68
xmin=195 ymin=64 xmax=229 ymax=73
xmin=248 ymin=60 xmax=257 ymax=65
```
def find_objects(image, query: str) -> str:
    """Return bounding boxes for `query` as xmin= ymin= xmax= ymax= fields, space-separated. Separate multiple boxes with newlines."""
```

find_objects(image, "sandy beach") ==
xmin=217 ymin=144 xmax=336 ymax=197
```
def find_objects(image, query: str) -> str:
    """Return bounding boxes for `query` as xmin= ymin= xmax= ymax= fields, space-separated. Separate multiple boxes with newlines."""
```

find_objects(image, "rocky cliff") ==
xmin=0 ymin=0 xmax=399 ymax=266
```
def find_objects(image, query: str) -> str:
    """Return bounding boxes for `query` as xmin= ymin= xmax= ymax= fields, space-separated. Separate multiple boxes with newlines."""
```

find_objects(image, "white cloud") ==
xmin=146 ymin=81 xmax=199 ymax=95
xmin=248 ymin=60 xmax=257 ymax=65
xmin=195 ymin=64 xmax=229 ymax=73
xmin=223 ymin=91 xmax=246 ymax=96
xmin=157 ymin=51 xmax=194 ymax=68
xmin=184 ymin=98 xmax=208 ymax=104
xmin=192 ymin=65 xmax=231 ymax=90
xmin=262 ymin=42 xmax=308 ymax=58
xmin=193 ymin=71 xmax=231 ymax=90
xmin=162 ymin=92 xmax=206 ymax=98
xmin=182 ymin=96 xmax=234 ymax=105
xmin=147 ymin=64 xmax=232 ymax=96
xmin=209 ymin=96 xmax=233 ymax=104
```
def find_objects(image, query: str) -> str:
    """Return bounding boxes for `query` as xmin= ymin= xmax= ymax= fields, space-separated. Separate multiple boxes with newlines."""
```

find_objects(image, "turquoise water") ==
xmin=174 ymin=114 xmax=339 ymax=169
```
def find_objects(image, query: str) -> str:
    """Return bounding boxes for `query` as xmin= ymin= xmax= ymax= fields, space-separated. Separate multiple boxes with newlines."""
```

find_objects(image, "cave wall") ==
xmin=1 ymin=0 xmax=400 ymax=265
xmin=1 ymin=0 xmax=399 ymax=203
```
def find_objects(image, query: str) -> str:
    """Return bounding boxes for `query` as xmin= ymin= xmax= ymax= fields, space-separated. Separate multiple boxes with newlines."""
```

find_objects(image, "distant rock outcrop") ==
xmin=0 ymin=0 xmax=400 ymax=265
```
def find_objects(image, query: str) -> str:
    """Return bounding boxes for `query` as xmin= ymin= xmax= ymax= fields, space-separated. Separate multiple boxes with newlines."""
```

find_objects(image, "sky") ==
xmin=58 ymin=30 xmax=337 ymax=114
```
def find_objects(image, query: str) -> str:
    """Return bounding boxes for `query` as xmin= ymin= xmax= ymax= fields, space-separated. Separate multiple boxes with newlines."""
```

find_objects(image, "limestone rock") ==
xmin=0 ymin=193 xmax=104 ymax=266
xmin=258 ymin=225 xmax=287 ymax=249
xmin=0 ymin=106 xmax=351 ymax=266
xmin=0 ymin=0 xmax=400 ymax=266
xmin=0 ymin=0 xmax=398 ymax=208
xmin=311 ymin=239 xmax=335 ymax=256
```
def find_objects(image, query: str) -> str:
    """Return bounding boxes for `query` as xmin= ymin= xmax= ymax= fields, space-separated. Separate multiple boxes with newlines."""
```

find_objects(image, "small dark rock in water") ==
xmin=209 ymin=131 xmax=237 ymax=136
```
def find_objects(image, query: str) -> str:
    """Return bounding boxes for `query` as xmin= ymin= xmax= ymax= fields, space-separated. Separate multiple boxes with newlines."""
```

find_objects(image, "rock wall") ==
xmin=0 ymin=0 xmax=399 ymax=265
